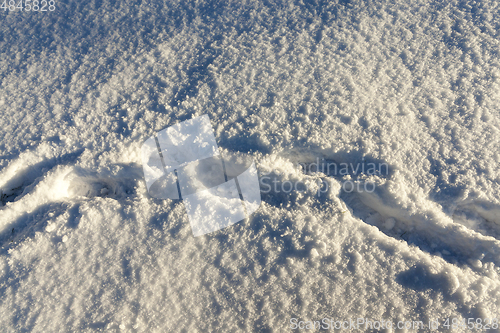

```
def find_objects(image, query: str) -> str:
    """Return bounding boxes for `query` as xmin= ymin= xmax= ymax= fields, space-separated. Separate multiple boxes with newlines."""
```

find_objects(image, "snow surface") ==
xmin=1 ymin=0 xmax=500 ymax=331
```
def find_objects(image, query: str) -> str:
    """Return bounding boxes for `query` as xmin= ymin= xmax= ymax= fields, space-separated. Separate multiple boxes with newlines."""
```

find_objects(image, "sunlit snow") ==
xmin=1 ymin=0 xmax=500 ymax=331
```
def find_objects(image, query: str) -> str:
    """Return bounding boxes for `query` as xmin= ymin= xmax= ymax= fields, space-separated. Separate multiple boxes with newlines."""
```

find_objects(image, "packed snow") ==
xmin=1 ymin=0 xmax=500 ymax=331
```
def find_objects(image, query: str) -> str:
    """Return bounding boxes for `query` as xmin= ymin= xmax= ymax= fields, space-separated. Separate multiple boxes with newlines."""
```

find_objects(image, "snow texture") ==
xmin=1 ymin=0 xmax=500 ymax=331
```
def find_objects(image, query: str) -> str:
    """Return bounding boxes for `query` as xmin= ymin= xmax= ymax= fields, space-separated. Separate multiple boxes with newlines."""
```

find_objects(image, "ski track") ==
xmin=0 ymin=161 xmax=143 ymax=250
xmin=293 ymin=150 xmax=500 ymax=271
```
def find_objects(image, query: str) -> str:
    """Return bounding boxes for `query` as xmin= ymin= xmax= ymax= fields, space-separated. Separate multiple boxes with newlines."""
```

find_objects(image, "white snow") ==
xmin=1 ymin=0 xmax=500 ymax=331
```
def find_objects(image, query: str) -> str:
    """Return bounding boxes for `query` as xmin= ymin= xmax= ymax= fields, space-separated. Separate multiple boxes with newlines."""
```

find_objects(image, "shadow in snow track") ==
xmin=0 ymin=149 xmax=84 ymax=206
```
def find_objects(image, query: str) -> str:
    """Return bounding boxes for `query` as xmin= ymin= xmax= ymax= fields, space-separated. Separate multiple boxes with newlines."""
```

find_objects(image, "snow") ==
xmin=1 ymin=0 xmax=500 ymax=331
